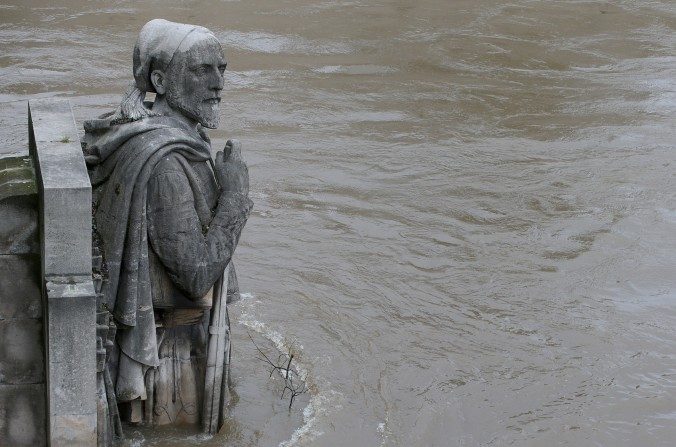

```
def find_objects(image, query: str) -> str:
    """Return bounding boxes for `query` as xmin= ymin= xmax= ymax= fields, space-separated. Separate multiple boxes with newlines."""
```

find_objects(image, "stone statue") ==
xmin=81 ymin=19 xmax=252 ymax=441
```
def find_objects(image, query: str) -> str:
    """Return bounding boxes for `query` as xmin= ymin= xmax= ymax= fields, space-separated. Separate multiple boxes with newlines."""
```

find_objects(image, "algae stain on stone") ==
xmin=0 ymin=155 xmax=37 ymax=202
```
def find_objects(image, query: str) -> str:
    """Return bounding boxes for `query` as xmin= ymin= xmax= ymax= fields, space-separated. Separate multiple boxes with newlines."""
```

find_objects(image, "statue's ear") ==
xmin=150 ymin=70 xmax=166 ymax=95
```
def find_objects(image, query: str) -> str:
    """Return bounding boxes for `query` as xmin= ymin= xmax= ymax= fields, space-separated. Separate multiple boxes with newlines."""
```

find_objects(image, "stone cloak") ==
xmin=84 ymin=115 xmax=212 ymax=400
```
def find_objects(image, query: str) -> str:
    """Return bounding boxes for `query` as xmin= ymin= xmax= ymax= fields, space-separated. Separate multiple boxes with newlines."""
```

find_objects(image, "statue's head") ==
xmin=132 ymin=19 xmax=226 ymax=129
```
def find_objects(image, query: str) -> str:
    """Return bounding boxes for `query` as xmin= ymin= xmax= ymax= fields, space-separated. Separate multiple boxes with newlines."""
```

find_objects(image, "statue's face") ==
xmin=164 ymin=38 xmax=226 ymax=129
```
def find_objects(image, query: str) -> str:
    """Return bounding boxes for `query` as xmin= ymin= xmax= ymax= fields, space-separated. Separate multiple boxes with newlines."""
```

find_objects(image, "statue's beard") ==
xmin=165 ymin=85 xmax=221 ymax=129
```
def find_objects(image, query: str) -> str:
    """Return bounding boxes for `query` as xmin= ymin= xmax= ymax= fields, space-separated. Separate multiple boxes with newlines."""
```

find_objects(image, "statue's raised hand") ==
xmin=215 ymin=139 xmax=249 ymax=196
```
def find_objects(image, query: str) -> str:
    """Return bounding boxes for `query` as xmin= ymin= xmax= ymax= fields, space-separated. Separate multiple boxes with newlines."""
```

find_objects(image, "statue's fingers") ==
xmin=215 ymin=150 xmax=224 ymax=166
xmin=227 ymin=139 xmax=242 ymax=160
xmin=224 ymin=141 xmax=234 ymax=160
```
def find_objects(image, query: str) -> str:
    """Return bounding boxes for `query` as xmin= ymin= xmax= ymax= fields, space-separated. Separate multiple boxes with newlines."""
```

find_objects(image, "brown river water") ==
xmin=2 ymin=1 xmax=675 ymax=446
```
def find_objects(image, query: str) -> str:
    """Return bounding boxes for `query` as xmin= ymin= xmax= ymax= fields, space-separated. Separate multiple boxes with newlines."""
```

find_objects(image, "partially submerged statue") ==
xmin=82 ymin=19 xmax=252 ymax=439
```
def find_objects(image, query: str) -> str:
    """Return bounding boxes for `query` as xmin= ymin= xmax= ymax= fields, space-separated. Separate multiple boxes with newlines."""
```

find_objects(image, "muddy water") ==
xmin=2 ymin=1 xmax=676 ymax=446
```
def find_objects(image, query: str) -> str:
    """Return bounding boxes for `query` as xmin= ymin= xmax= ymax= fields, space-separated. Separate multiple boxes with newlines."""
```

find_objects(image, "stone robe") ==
xmin=84 ymin=114 xmax=252 ymax=425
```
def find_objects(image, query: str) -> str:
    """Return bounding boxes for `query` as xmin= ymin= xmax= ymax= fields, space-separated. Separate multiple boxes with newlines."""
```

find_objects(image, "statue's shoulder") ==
xmin=149 ymin=151 xmax=188 ymax=179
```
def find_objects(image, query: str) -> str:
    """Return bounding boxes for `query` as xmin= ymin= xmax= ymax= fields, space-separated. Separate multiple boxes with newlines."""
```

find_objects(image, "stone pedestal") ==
xmin=29 ymin=99 xmax=97 ymax=446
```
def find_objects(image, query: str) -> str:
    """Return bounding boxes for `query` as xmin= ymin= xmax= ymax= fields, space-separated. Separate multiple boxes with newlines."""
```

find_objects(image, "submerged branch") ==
xmin=248 ymin=331 xmax=308 ymax=410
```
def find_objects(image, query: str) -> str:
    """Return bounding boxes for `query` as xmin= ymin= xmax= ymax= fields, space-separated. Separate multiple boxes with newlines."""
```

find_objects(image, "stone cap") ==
xmin=29 ymin=99 xmax=90 ymax=192
xmin=29 ymin=98 xmax=92 ymax=278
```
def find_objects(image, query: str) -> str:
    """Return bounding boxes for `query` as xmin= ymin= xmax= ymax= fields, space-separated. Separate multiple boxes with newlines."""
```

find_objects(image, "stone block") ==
xmin=45 ymin=277 xmax=96 ymax=444
xmin=50 ymin=414 xmax=97 ymax=447
xmin=0 ymin=195 xmax=38 ymax=255
xmin=41 ymin=186 xmax=92 ymax=275
xmin=0 ymin=383 xmax=46 ymax=446
xmin=0 ymin=318 xmax=44 ymax=384
xmin=29 ymin=99 xmax=91 ymax=276
xmin=0 ymin=254 xmax=41 ymax=320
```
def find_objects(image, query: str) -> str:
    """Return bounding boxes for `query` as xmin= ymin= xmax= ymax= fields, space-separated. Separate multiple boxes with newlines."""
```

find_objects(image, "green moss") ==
xmin=0 ymin=155 xmax=37 ymax=201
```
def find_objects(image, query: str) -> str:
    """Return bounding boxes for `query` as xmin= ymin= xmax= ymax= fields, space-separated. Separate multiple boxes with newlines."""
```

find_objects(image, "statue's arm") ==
xmin=146 ymin=166 xmax=252 ymax=300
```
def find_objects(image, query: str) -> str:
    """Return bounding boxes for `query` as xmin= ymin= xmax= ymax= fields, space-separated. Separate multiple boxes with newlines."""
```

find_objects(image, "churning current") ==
xmin=1 ymin=0 xmax=675 ymax=445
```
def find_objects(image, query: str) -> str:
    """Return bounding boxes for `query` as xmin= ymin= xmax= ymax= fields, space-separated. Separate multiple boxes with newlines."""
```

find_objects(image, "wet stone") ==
xmin=0 ymin=318 xmax=44 ymax=384
xmin=0 ymin=384 xmax=46 ymax=447
xmin=45 ymin=284 xmax=96 ymax=416
xmin=0 ymin=197 xmax=38 ymax=255
xmin=0 ymin=254 xmax=41 ymax=320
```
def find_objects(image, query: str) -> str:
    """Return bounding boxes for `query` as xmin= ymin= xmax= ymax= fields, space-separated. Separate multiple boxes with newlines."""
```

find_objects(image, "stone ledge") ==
xmin=0 ymin=156 xmax=37 ymax=203
xmin=46 ymin=275 xmax=96 ymax=300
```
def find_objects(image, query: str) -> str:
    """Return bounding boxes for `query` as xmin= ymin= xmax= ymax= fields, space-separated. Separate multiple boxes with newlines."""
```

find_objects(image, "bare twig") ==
xmin=248 ymin=332 xmax=308 ymax=410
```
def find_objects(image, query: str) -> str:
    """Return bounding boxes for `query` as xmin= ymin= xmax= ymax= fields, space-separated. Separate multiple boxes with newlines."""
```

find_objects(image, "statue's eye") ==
xmin=218 ymin=64 xmax=227 ymax=74
xmin=192 ymin=65 xmax=210 ymax=75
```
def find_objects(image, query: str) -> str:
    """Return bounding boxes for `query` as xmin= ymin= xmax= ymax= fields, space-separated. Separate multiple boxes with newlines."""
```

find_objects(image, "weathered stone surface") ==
xmin=0 ymin=100 xmax=29 ymax=158
xmin=29 ymin=98 xmax=97 ymax=445
xmin=29 ymin=99 xmax=91 ymax=276
xmin=81 ymin=20 xmax=252 ymax=438
xmin=0 ymin=383 xmax=46 ymax=447
xmin=0 ymin=195 xmax=38 ymax=255
xmin=45 ymin=279 xmax=96 ymax=445
xmin=0 ymin=155 xmax=36 ymax=195
xmin=50 ymin=414 xmax=97 ymax=447
xmin=0 ymin=103 xmax=46 ymax=446
xmin=0 ymin=254 xmax=41 ymax=319
xmin=0 ymin=318 xmax=44 ymax=384
xmin=46 ymin=275 xmax=96 ymax=301
xmin=43 ymin=186 xmax=91 ymax=275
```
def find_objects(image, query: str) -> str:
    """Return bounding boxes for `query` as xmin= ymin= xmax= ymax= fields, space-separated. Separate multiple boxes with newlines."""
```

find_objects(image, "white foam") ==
xmin=312 ymin=64 xmax=397 ymax=75
xmin=377 ymin=415 xmax=390 ymax=446
xmin=216 ymin=31 xmax=352 ymax=55
xmin=238 ymin=292 xmax=255 ymax=300
xmin=235 ymin=292 xmax=341 ymax=446
xmin=279 ymin=390 xmax=342 ymax=447
xmin=657 ymin=208 xmax=676 ymax=224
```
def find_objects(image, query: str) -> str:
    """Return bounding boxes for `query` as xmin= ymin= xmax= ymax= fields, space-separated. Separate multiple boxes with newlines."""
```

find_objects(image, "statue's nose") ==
xmin=213 ymin=69 xmax=224 ymax=91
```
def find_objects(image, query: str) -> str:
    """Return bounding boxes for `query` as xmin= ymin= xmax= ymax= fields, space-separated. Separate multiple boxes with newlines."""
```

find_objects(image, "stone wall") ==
xmin=0 ymin=99 xmax=97 ymax=446
xmin=0 ymin=103 xmax=46 ymax=445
